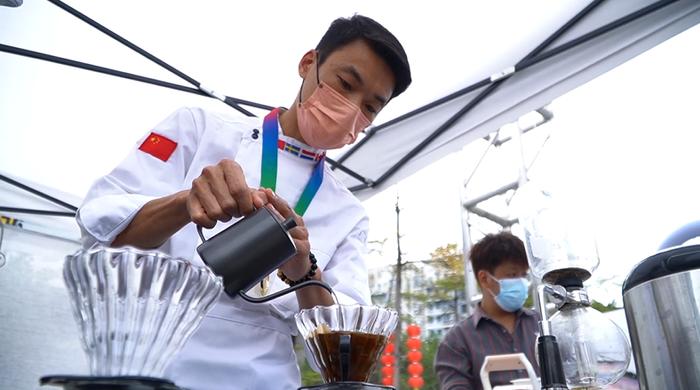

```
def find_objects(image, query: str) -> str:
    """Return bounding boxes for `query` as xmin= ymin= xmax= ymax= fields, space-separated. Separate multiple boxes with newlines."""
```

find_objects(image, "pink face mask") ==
xmin=297 ymin=77 xmax=370 ymax=150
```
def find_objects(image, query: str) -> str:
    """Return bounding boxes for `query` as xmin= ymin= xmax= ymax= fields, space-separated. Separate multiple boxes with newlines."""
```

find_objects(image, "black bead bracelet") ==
xmin=277 ymin=252 xmax=318 ymax=286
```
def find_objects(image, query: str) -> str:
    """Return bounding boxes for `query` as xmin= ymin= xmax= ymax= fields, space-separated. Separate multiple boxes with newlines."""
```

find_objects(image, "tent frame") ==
xmin=458 ymin=107 xmax=553 ymax=315
xmin=335 ymin=0 xmax=677 ymax=192
xmin=0 ymin=0 xmax=680 ymax=194
xmin=0 ymin=174 xmax=77 ymax=217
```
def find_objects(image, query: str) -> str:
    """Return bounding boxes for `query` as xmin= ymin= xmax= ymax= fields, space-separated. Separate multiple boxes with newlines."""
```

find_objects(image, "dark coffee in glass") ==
xmin=295 ymin=304 xmax=398 ymax=385
xmin=310 ymin=331 xmax=387 ymax=382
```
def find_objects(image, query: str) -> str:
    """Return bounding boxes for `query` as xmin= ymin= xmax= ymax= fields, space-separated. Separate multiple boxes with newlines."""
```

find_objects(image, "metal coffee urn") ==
xmin=623 ymin=221 xmax=700 ymax=389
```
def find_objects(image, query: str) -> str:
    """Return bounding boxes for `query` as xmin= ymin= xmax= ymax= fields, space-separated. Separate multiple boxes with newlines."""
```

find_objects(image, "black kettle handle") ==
xmin=196 ymin=225 xmax=207 ymax=243
xmin=236 ymin=279 xmax=333 ymax=304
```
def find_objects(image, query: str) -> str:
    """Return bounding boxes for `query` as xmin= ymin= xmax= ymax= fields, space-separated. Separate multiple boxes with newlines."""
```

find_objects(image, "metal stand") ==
xmin=298 ymin=383 xmax=393 ymax=390
xmin=536 ymin=279 xmax=593 ymax=390
xmin=535 ymin=285 xmax=569 ymax=390
xmin=459 ymin=108 xmax=553 ymax=315
xmin=40 ymin=375 xmax=185 ymax=390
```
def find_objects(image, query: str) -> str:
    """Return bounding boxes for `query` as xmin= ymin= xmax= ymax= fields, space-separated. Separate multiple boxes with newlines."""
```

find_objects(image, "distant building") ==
xmin=368 ymin=262 xmax=478 ymax=339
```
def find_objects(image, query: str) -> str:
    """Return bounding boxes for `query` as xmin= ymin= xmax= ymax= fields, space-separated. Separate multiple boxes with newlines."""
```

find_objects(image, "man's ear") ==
xmin=476 ymin=270 xmax=489 ymax=289
xmin=298 ymin=49 xmax=317 ymax=78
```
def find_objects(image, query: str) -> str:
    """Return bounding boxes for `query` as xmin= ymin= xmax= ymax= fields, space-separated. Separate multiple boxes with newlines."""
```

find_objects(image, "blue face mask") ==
xmin=488 ymin=274 xmax=530 ymax=312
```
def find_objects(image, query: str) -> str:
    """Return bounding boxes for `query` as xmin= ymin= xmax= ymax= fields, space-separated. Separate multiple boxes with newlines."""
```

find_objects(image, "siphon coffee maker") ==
xmin=515 ymin=181 xmax=631 ymax=389
xmin=295 ymin=304 xmax=398 ymax=390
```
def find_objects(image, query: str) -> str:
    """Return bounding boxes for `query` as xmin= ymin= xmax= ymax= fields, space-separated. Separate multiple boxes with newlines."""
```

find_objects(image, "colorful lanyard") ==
xmin=260 ymin=108 xmax=324 ymax=216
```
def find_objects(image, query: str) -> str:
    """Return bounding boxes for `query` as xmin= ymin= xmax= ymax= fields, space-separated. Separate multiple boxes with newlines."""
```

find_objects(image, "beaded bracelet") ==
xmin=277 ymin=252 xmax=318 ymax=286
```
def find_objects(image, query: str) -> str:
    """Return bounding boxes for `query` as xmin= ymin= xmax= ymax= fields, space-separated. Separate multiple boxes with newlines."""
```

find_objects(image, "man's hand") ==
xmin=263 ymin=188 xmax=311 ymax=281
xmin=188 ymin=159 xmax=267 ymax=228
xmin=113 ymin=159 xmax=267 ymax=249
xmin=263 ymin=188 xmax=334 ymax=309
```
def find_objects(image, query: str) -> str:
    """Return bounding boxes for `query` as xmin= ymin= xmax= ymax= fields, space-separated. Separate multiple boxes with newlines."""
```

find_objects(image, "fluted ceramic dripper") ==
xmin=295 ymin=305 xmax=398 ymax=383
xmin=62 ymin=246 xmax=222 ymax=377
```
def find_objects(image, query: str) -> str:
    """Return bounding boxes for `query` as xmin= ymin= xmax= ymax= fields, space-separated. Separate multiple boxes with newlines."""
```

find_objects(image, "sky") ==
xmin=1 ymin=1 xmax=699 ymax=305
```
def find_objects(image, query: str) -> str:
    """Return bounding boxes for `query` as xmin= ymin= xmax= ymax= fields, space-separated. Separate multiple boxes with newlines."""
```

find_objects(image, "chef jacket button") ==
xmin=252 ymin=129 xmax=260 ymax=139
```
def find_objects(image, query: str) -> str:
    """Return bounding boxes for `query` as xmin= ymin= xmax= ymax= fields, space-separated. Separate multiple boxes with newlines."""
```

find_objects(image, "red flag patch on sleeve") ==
xmin=138 ymin=132 xmax=177 ymax=162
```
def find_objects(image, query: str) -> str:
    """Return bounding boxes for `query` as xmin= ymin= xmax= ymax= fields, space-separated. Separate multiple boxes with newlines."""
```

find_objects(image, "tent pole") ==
xmin=45 ymin=0 xmax=255 ymax=117
xmin=368 ymin=0 xmax=612 ymax=187
xmin=517 ymin=0 xmax=677 ymax=71
xmin=333 ymin=0 xmax=607 ymax=168
xmin=374 ymin=82 xmax=503 ymax=186
xmin=0 ymin=207 xmax=76 ymax=218
xmin=348 ymin=183 xmax=371 ymax=193
xmin=0 ymin=174 xmax=77 ymax=212
xmin=331 ymin=78 xmax=492 ymax=168
xmin=340 ymin=0 xmax=677 ymax=192
xmin=0 ymin=43 xmax=275 ymax=111
xmin=325 ymin=158 xmax=372 ymax=186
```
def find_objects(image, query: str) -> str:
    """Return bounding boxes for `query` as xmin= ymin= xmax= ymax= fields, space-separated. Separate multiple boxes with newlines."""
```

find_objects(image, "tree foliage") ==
xmin=418 ymin=334 xmax=442 ymax=390
xmin=430 ymin=243 xmax=465 ymax=296
xmin=591 ymin=299 xmax=619 ymax=313
xmin=296 ymin=341 xmax=323 ymax=386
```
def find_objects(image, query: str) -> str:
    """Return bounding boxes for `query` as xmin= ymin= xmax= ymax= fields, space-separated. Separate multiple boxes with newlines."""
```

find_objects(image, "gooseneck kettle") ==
xmin=196 ymin=206 xmax=333 ymax=303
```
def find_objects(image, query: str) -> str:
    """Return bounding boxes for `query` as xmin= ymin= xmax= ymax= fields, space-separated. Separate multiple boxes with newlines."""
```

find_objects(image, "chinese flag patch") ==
xmin=138 ymin=132 xmax=177 ymax=162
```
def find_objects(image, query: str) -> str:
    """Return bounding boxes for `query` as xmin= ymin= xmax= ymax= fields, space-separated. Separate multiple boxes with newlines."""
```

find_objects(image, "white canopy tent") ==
xmin=0 ymin=0 xmax=700 ymax=316
xmin=331 ymin=0 xmax=700 ymax=200
xmin=1 ymin=0 xmax=699 ymax=206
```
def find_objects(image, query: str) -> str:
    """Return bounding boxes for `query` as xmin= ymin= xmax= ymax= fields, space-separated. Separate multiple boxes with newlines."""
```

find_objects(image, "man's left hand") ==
xmin=263 ymin=188 xmax=312 ymax=281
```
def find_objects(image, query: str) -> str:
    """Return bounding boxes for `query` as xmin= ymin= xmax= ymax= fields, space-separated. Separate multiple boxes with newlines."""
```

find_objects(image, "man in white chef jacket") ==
xmin=77 ymin=14 xmax=412 ymax=390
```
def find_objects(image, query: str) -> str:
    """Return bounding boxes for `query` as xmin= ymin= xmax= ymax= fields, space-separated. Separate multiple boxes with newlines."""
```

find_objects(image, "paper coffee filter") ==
xmin=295 ymin=304 xmax=398 ymax=339
xmin=312 ymin=323 xmax=332 ymax=337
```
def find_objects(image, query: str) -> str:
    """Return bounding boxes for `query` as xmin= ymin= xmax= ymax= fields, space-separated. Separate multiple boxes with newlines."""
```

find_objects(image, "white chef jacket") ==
xmin=77 ymin=107 xmax=372 ymax=390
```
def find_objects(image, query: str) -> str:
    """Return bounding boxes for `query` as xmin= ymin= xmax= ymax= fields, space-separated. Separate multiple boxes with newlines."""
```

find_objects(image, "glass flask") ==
xmin=514 ymin=181 xmax=600 ymax=284
xmin=62 ymin=246 xmax=223 ymax=376
xmin=549 ymin=303 xmax=631 ymax=388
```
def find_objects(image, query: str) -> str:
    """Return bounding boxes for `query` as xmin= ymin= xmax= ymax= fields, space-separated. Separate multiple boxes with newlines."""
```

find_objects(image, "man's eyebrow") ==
xmin=340 ymin=65 xmax=389 ymax=107
xmin=374 ymin=93 xmax=388 ymax=107
xmin=375 ymin=93 xmax=388 ymax=107
xmin=340 ymin=65 xmax=364 ymax=86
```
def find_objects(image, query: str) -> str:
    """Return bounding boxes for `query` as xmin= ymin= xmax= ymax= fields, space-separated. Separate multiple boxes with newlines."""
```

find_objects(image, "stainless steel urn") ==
xmin=623 ymin=244 xmax=700 ymax=389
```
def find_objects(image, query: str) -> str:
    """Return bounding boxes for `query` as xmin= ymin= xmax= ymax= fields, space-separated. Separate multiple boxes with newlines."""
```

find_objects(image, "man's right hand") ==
xmin=112 ymin=158 xmax=265 ymax=249
xmin=187 ymin=159 xmax=267 ymax=228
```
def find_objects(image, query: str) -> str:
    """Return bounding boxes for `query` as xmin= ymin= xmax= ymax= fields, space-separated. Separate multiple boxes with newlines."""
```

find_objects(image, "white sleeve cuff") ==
xmin=77 ymin=193 xmax=156 ymax=245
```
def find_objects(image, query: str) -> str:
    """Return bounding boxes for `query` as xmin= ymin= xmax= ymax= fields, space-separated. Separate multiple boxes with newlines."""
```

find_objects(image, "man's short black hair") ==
xmin=316 ymin=14 xmax=412 ymax=99
xmin=470 ymin=231 xmax=528 ymax=276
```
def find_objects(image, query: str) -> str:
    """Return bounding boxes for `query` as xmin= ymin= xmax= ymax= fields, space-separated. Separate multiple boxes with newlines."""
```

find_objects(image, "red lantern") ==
xmin=407 ymin=376 xmax=425 ymax=388
xmin=407 ymin=362 xmax=424 ymax=376
xmin=381 ymin=376 xmax=394 ymax=386
xmin=381 ymin=366 xmax=393 ymax=377
xmin=406 ymin=324 xmax=421 ymax=337
xmin=407 ymin=350 xmax=423 ymax=362
xmin=406 ymin=337 xmax=421 ymax=350
xmin=384 ymin=342 xmax=395 ymax=354
xmin=380 ymin=354 xmax=395 ymax=366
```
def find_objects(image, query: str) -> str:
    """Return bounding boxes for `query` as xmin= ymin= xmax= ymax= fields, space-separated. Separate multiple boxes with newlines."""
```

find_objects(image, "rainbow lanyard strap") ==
xmin=260 ymin=108 xmax=325 ymax=216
